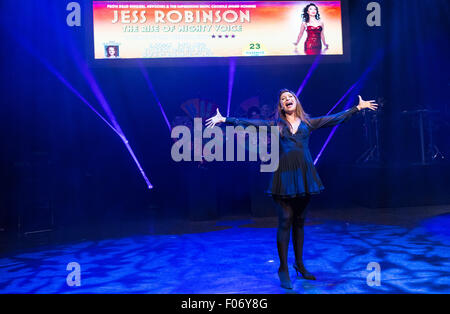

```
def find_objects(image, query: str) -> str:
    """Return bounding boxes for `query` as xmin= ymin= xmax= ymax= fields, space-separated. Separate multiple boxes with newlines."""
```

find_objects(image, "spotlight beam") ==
xmin=296 ymin=54 xmax=323 ymax=97
xmin=68 ymin=44 xmax=126 ymax=136
xmin=139 ymin=65 xmax=172 ymax=132
xmin=67 ymin=43 xmax=154 ymax=189
xmin=227 ymin=58 xmax=236 ymax=117
xmin=314 ymin=50 xmax=385 ymax=165
xmin=122 ymin=140 xmax=154 ymax=189
xmin=314 ymin=125 xmax=339 ymax=165
xmin=313 ymin=79 xmax=365 ymax=166
xmin=324 ymin=80 xmax=360 ymax=115
xmin=10 ymin=33 xmax=121 ymax=138
xmin=11 ymin=29 xmax=154 ymax=190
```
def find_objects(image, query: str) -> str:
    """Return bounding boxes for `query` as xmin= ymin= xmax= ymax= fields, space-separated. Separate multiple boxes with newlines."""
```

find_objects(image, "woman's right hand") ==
xmin=205 ymin=108 xmax=226 ymax=128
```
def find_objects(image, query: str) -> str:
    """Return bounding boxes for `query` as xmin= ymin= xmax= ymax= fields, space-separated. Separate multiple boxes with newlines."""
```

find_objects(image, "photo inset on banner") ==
xmin=105 ymin=45 xmax=120 ymax=58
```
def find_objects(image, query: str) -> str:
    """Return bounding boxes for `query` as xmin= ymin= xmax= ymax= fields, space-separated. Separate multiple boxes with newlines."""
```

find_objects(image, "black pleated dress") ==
xmin=225 ymin=105 xmax=361 ymax=199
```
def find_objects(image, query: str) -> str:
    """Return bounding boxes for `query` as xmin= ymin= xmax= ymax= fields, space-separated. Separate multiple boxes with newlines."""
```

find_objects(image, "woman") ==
xmin=106 ymin=45 xmax=119 ymax=58
xmin=293 ymin=3 xmax=329 ymax=55
xmin=206 ymin=89 xmax=378 ymax=289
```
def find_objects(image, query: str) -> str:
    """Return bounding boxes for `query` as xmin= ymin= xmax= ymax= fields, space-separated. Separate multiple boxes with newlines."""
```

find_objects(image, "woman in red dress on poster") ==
xmin=294 ymin=3 xmax=329 ymax=55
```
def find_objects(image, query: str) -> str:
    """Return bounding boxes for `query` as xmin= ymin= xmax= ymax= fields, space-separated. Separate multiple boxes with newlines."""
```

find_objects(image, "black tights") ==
xmin=273 ymin=195 xmax=311 ymax=271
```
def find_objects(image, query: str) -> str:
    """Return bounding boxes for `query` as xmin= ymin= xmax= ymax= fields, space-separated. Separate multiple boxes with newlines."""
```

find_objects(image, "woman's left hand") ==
xmin=357 ymin=95 xmax=378 ymax=111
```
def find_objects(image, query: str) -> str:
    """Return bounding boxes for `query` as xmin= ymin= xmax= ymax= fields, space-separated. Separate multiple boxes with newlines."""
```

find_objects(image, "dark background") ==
xmin=0 ymin=0 xmax=449 ymax=247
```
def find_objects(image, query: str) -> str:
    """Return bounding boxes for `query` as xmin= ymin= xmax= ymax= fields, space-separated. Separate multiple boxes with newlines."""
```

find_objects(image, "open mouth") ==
xmin=286 ymin=102 xmax=294 ymax=108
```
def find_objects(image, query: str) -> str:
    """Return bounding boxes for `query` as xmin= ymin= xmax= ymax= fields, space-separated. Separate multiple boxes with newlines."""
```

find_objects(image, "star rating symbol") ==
xmin=211 ymin=34 xmax=236 ymax=39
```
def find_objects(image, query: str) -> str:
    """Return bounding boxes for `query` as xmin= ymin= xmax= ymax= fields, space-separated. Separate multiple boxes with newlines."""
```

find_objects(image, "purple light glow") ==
xmin=324 ymin=81 xmax=359 ymax=115
xmin=10 ymin=34 xmax=121 ymax=138
xmin=296 ymin=54 xmax=323 ymax=97
xmin=68 ymin=44 xmax=126 ymax=136
xmin=314 ymin=125 xmax=338 ymax=165
xmin=139 ymin=65 xmax=172 ymax=132
xmin=314 ymin=50 xmax=385 ymax=165
xmin=313 ymin=80 xmax=363 ymax=165
xmin=122 ymin=140 xmax=154 ymax=189
xmin=7 ymin=19 xmax=155 ymax=189
xmin=66 ymin=45 xmax=153 ymax=189
xmin=227 ymin=58 xmax=236 ymax=117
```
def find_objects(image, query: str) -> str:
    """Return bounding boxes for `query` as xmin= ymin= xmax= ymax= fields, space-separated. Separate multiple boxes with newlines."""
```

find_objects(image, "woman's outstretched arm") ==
xmin=308 ymin=96 xmax=378 ymax=130
xmin=205 ymin=109 xmax=275 ymax=128
xmin=308 ymin=106 xmax=360 ymax=130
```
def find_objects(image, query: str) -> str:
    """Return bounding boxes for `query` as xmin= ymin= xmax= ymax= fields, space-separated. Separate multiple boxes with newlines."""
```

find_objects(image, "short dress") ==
xmin=225 ymin=105 xmax=360 ymax=199
xmin=305 ymin=25 xmax=323 ymax=55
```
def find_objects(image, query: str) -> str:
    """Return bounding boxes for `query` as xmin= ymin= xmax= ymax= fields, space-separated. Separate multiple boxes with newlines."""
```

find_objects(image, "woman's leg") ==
xmin=291 ymin=194 xmax=316 ymax=280
xmin=273 ymin=197 xmax=296 ymax=288
xmin=292 ymin=194 xmax=311 ymax=267
xmin=273 ymin=197 xmax=295 ymax=271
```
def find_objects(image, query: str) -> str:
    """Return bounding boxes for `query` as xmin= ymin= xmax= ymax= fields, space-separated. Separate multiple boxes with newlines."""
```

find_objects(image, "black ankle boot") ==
xmin=278 ymin=267 xmax=293 ymax=289
xmin=293 ymin=263 xmax=316 ymax=280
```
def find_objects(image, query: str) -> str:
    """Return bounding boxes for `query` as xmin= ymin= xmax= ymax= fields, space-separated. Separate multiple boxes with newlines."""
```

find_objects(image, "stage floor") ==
xmin=1 ymin=205 xmax=449 ymax=294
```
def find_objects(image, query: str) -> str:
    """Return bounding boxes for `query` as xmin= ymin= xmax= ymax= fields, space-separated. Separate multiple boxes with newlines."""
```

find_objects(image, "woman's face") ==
xmin=108 ymin=47 xmax=116 ymax=56
xmin=308 ymin=5 xmax=317 ymax=17
xmin=280 ymin=92 xmax=297 ymax=114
